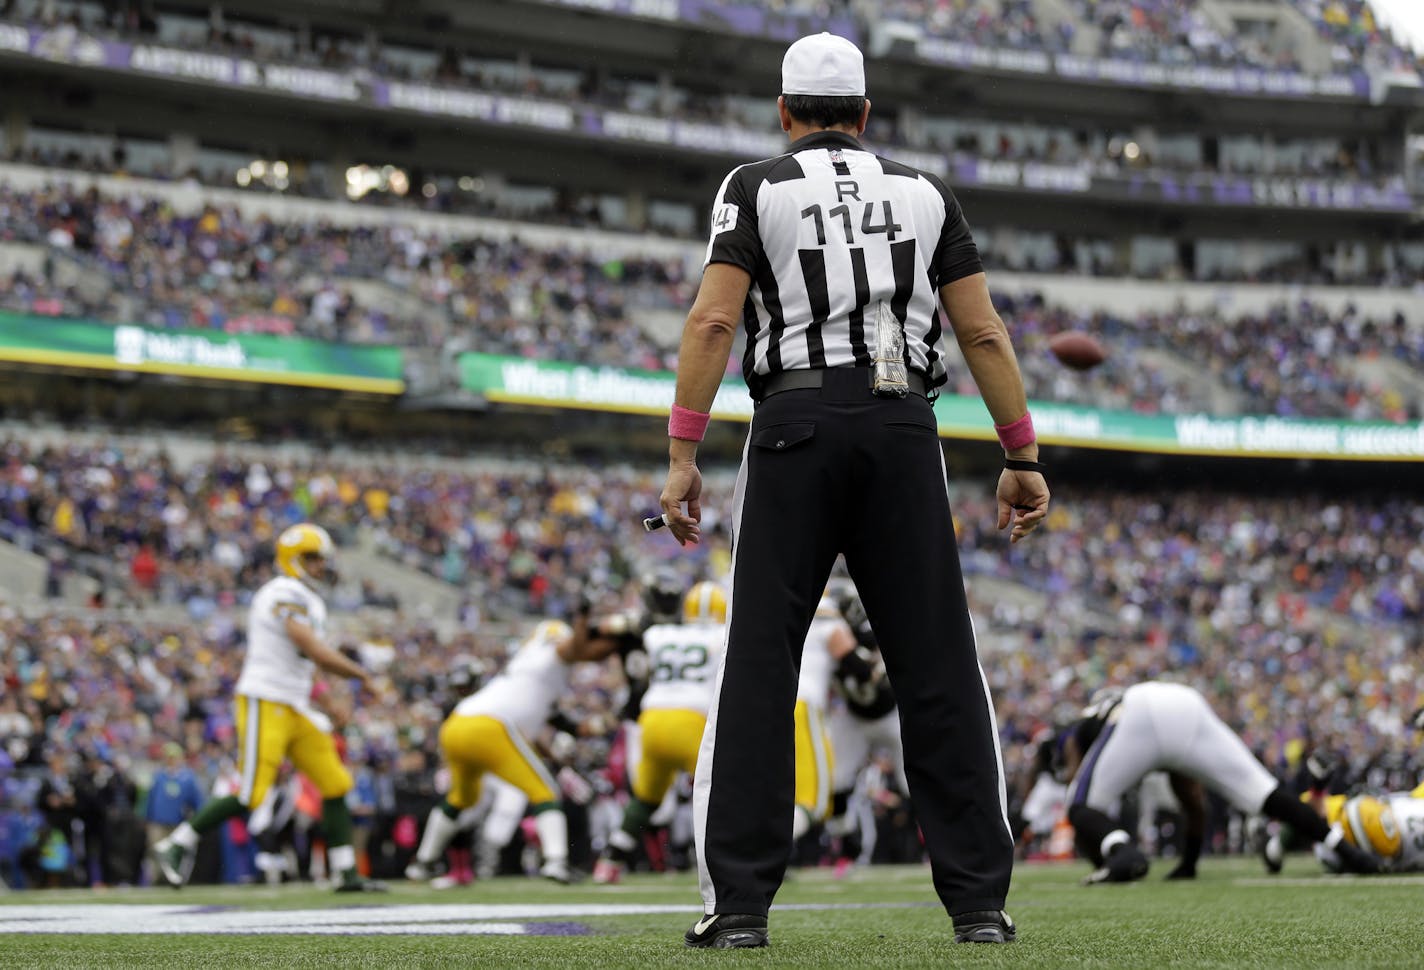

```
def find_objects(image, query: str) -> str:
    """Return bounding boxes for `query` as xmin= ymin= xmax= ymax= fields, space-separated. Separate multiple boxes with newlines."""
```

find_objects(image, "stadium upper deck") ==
xmin=1 ymin=0 xmax=1418 ymax=227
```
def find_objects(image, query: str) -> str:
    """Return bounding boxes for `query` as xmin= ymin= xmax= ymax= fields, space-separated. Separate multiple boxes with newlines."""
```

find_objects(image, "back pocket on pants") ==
xmin=751 ymin=422 xmax=816 ymax=452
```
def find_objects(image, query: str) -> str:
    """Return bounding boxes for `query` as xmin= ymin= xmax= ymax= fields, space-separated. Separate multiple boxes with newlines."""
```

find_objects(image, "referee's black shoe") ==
xmin=952 ymin=910 xmax=1017 ymax=944
xmin=683 ymin=913 xmax=769 ymax=948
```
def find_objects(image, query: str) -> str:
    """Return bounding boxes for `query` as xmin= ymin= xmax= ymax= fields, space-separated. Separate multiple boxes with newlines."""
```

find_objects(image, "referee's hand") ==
xmin=660 ymin=455 xmax=704 ymax=547
xmin=997 ymin=468 xmax=1049 ymax=544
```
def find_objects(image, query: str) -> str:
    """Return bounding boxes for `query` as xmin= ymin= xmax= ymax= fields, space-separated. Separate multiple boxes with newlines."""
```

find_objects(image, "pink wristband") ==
xmin=995 ymin=412 xmax=1035 ymax=451
xmin=669 ymin=404 xmax=711 ymax=442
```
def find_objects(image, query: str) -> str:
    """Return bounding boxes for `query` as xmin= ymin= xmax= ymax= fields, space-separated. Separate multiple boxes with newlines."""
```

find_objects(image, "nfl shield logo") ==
xmin=829 ymin=149 xmax=843 ymax=164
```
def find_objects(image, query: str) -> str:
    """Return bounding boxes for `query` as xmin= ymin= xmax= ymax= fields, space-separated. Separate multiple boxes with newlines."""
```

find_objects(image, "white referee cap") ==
xmin=781 ymin=32 xmax=865 ymax=97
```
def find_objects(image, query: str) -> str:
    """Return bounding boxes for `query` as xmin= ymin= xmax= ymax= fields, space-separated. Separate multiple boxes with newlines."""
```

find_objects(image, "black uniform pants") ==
xmin=693 ymin=368 xmax=1013 ymax=918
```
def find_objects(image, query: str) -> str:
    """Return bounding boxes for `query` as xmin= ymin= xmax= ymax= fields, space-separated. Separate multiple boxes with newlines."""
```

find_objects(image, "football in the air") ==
xmin=1048 ymin=331 xmax=1107 ymax=370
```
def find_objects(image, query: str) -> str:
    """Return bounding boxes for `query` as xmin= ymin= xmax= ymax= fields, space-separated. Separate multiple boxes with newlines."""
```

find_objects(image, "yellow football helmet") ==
xmin=275 ymin=523 xmax=335 ymax=586
xmin=1340 ymin=795 xmax=1402 ymax=860
xmin=683 ymin=581 xmax=727 ymax=624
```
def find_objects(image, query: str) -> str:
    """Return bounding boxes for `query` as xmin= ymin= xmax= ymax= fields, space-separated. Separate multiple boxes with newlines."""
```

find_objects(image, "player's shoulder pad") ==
xmin=264 ymin=575 xmax=317 ymax=607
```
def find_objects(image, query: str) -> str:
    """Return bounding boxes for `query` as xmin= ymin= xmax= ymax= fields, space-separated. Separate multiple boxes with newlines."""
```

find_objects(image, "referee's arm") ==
xmin=660 ymin=263 xmax=752 ymax=546
xmin=940 ymin=271 xmax=1049 ymax=543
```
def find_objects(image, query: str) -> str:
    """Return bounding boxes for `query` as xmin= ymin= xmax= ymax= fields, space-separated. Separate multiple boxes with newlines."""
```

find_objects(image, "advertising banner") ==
xmin=458 ymin=352 xmax=1424 ymax=460
xmin=917 ymin=37 xmax=1371 ymax=100
xmin=0 ymin=314 xmax=405 ymax=394
xmin=458 ymin=353 xmax=754 ymax=419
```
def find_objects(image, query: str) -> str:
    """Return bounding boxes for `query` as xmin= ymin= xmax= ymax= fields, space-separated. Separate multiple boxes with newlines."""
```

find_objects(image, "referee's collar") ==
xmin=788 ymin=130 xmax=863 ymax=153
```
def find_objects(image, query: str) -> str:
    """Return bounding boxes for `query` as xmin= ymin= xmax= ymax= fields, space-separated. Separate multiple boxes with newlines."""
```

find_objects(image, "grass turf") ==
xmin=4 ymin=858 xmax=1422 ymax=968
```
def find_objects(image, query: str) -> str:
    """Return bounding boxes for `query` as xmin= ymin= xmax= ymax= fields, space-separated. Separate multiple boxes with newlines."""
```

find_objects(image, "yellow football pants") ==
xmin=234 ymin=694 xmax=352 ymax=808
xmin=439 ymin=714 xmax=559 ymax=809
xmin=794 ymin=700 xmax=834 ymax=821
xmin=631 ymin=708 xmax=707 ymax=805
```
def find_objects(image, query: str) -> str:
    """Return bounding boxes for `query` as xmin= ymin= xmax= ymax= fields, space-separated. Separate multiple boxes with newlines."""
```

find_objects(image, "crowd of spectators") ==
xmin=875 ymin=0 xmax=1419 ymax=77
xmin=1 ymin=455 xmax=1419 ymax=886
xmin=0 ymin=182 xmax=689 ymax=364
xmin=1061 ymin=0 xmax=1298 ymax=70
xmin=0 ymin=438 xmax=728 ymax=620
xmin=870 ymin=0 xmax=1071 ymax=52
xmin=2 ymin=182 xmax=1420 ymax=421
xmin=944 ymin=294 xmax=1424 ymax=422
xmin=1300 ymin=0 xmax=1423 ymax=74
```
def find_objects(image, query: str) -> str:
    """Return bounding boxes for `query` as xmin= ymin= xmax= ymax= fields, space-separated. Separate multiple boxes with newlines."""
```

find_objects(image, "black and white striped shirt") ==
xmin=704 ymin=130 xmax=982 ymax=396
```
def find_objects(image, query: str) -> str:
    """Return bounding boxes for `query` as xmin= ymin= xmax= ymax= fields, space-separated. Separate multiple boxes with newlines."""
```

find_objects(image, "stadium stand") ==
xmin=1 ymin=178 xmax=1420 ymax=418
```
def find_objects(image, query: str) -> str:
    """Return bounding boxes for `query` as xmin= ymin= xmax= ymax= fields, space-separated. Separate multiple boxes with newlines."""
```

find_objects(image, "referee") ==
xmin=659 ymin=33 xmax=1048 ymax=948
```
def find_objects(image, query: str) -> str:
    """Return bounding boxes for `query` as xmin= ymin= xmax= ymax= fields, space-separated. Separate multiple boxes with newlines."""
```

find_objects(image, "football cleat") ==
xmin=952 ymin=910 xmax=1016 ymax=944
xmin=430 ymin=873 xmax=472 ymax=890
xmin=591 ymin=857 xmax=624 ymax=885
xmin=334 ymin=871 xmax=388 ymax=893
xmin=683 ymin=913 xmax=769 ymax=949
xmin=539 ymin=859 xmax=580 ymax=884
xmin=1164 ymin=864 xmax=1197 ymax=881
xmin=151 ymin=837 xmax=194 ymax=889
xmin=1261 ymin=833 xmax=1284 ymax=875
xmin=1084 ymin=842 xmax=1149 ymax=885
xmin=404 ymin=860 xmax=440 ymax=882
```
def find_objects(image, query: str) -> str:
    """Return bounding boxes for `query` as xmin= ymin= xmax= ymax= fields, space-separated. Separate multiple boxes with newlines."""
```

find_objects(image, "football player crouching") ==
xmin=405 ymin=616 xmax=622 ymax=885
xmin=1055 ymin=681 xmax=1381 ymax=883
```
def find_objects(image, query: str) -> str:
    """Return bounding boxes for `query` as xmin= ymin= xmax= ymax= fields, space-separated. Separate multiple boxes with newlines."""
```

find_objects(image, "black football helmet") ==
xmin=642 ymin=569 xmax=683 ymax=623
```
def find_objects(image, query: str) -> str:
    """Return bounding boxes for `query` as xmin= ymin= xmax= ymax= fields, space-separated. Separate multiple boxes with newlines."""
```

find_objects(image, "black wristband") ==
xmin=1004 ymin=458 xmax=1047 ymax=474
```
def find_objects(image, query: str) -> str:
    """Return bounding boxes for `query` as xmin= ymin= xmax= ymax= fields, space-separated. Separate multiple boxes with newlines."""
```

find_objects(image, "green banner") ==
xmin=0 ymin=313 xmax=404 ymax=394
xmin=459 ymin=352 xmax=1424 ymax=461
xmin=459 ymin=353 xmax=754 ymax=419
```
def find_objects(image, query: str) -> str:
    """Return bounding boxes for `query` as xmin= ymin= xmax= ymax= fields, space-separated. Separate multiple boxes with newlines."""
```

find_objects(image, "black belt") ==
xmin=758 ymin=368 xmax=927 ymax=401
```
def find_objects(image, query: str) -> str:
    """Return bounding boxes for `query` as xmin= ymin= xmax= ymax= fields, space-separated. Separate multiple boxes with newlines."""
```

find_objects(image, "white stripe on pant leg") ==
xmin=240 ymin=696 xmax=260 ymax=805
xmin=624 ymin=720 xmax=643 ymax=797
xmin=693 ymin=432 xmax=750 ymax=914
xmin=483 ymin=776 xmax=530 ymax=848
xmin=507 ymin=722 xmax=561 ymax=799
xmin=970 ymin=616 xmax=1012 ymax=839
xmin=810 ymin=705 xmax=831 ymax=819
xmin=938 ymin=447 xmax=1013 ymax=839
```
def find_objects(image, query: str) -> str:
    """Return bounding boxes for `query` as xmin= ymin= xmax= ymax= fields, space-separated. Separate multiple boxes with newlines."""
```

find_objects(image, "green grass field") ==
xmin=3 ymin=859 xmax=1422 ymax=968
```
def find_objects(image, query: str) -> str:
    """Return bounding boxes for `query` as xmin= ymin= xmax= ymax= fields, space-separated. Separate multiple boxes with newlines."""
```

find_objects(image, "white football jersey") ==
xmin=1316 ymin=792 xmax=1424 ymax=873
xmin=235 ymin=576 xmax=327 ymax=709
xmin=796 ymin=597 xmax=841 ymax=708
xmin=455 ymin=620 xmax=573 ymax=736
xmin=641 ymin=621 xmax=726 ymax=715
xmin=1386 ymin=793 xmax=1424 ymax=871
